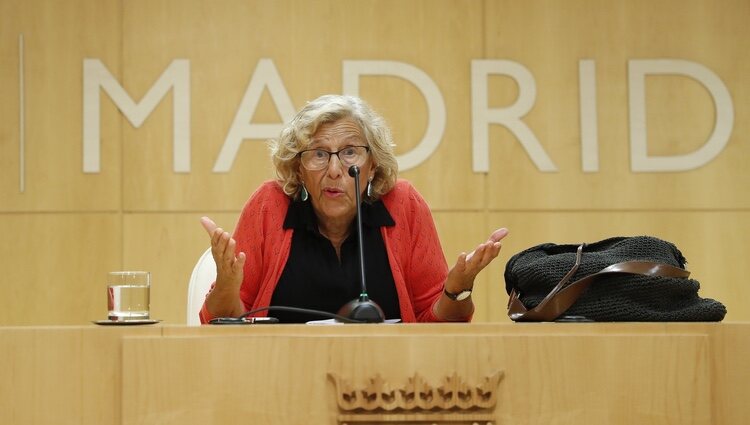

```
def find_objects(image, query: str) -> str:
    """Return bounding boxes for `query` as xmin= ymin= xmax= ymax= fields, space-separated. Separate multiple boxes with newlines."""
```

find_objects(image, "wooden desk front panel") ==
xmin=122 ymin=327 xmax=710 ymax=425
xmin=0 ymin=326 xmax=161 ymax=425
xmin=2 ymin=323 xmax=746 ymax=425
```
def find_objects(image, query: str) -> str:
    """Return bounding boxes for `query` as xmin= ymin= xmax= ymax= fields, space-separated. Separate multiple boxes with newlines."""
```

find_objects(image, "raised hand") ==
xmin=200 ymin=216 xmax=246 ymax=290
xmin=445 ymin=228 xmax=509 ymax=294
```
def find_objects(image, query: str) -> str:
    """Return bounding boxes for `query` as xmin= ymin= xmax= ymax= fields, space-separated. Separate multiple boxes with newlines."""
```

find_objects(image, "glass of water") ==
xmin=107 ymin=271 xmax=150 ymax=321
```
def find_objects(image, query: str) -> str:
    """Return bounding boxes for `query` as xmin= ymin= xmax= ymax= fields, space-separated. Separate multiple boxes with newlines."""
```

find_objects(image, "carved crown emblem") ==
xmin=327 ymin=371 xmax=503 ymax=424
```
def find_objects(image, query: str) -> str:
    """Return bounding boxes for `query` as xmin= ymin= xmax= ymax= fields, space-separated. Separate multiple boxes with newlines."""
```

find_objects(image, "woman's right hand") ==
xmin=200 ymin=216 xmax=246 ymax=290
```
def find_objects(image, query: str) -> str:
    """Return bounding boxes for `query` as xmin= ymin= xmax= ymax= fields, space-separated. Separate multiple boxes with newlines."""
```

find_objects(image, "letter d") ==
xmin=629 ymin=59 xmax=734 ymax=172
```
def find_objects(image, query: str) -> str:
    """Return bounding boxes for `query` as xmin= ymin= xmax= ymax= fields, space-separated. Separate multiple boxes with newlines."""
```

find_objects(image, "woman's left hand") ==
xmin=445 ymin=228 xmax=509 ymax=294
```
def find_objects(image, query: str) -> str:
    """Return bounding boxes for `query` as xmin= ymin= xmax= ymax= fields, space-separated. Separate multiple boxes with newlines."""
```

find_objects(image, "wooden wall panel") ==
xmin=122 ymin=212 xmax=238 ymax=324
xmin=120 ymin=0 xmax=485 ymax=211
xmin=0 ymin=0 xmax=121 ymax=212
xmin=483 ymin=0 xmax=750 ymax=210
xmin=432 ymin=212 xmax=498 ymax=322
xmin=0 ymin=213 xmax=121 ymax=325
xmin=120 ymin=0 xmax=285 ymax=212
xmin=0 ymin=0 xmax=747 ymax=325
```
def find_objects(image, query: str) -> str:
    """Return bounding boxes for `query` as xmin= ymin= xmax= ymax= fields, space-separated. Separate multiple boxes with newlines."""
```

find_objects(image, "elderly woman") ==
xmin=199 ymin=94 xmax=508 ymax=323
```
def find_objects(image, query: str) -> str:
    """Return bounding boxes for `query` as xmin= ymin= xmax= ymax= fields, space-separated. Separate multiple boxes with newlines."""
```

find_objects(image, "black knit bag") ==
xmin=504 ymin=236 xmax=727 ymax=322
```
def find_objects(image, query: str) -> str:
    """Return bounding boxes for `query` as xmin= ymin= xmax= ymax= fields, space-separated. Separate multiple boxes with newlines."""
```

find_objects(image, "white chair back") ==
xmin=186 ymin=247 xmax=216 ymax=326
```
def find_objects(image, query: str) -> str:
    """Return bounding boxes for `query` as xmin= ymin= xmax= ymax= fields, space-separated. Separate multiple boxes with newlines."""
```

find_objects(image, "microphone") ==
xmin=336 ymin=165 xmax=385 ymax=323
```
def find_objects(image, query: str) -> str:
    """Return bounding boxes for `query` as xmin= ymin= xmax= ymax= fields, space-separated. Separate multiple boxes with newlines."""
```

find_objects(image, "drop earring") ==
xmin=366 ymin=178 xmax=373 ymax=198
xmin=300 ymin=184 xmax=309 ymax=201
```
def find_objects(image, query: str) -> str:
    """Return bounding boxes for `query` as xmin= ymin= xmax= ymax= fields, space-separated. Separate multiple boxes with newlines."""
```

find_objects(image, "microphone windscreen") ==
xmin=348 ymin=165 xmax=359 ymax=177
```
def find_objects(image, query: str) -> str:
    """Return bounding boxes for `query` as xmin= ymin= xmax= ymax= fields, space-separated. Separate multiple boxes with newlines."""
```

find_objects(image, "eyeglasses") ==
xmin=298 ymin=146 xmax=370 ymax=171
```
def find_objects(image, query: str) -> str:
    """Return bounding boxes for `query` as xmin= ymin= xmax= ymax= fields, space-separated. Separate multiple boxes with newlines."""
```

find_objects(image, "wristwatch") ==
xmin=444 ymin=287 xmax=472 ymax=301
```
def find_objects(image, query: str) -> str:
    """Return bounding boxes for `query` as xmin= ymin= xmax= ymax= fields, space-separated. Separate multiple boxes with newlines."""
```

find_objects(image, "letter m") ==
xmin=83 ymin=59 xmax=190 ymax=173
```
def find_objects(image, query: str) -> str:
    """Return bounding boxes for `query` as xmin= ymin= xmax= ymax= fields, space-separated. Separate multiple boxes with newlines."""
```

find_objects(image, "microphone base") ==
xmin=337 ymin=298 xmax=385 ymax=323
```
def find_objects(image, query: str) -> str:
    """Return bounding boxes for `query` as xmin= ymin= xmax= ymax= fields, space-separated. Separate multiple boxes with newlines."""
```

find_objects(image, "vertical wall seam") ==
xmin=19 ymin=33 xmax=25 ymax=193
xmin=120 ymin=0 xmax=125 ymax=267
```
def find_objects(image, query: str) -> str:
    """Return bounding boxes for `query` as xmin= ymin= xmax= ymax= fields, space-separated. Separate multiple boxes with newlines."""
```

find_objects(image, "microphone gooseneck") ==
xmin=337 ymin=165 xmax=385 ymax=323
xmin=347 ymin=166 xmax=368 ymax=297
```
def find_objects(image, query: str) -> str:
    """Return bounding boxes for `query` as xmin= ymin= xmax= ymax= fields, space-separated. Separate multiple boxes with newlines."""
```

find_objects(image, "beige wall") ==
xmin=1 ymin=0 xmax=747 ymax=325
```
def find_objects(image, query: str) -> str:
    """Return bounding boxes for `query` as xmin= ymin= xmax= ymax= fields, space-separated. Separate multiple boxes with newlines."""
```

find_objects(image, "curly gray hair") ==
xmin=269 ymin=94 xmax=398 ymax=201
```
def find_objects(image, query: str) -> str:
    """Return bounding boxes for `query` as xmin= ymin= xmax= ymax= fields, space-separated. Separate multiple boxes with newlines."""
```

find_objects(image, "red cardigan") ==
xmin=200 ymin=179 xmax=449 ymax=323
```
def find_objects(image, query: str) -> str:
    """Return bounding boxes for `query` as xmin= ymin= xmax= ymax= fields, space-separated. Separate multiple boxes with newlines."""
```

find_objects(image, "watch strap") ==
xmin=444 ymin=287 xmax=472 ymax=301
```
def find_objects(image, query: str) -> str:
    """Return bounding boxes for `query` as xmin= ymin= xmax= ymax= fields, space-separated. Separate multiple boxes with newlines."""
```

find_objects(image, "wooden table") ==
xmin=1 ymin=323 xmax=748 ymax=424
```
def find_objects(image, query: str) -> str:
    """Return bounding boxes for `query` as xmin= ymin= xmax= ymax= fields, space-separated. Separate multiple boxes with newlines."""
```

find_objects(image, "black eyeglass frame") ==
xmin=297 ymin=145 xmax=371 ymax=170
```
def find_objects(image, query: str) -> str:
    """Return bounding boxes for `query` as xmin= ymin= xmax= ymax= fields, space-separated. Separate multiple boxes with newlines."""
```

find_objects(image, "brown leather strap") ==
xmin=507 ymin=244 xmax=690 ymax=322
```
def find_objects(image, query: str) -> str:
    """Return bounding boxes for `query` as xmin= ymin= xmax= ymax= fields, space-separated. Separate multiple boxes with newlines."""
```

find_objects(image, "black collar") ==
xmin=283 ymin=198 xmax=395 ymax=232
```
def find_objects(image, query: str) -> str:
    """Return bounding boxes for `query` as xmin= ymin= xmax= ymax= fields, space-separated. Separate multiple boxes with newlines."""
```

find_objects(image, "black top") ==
xmin=269 ymin=199 xmax=400 ymax=323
